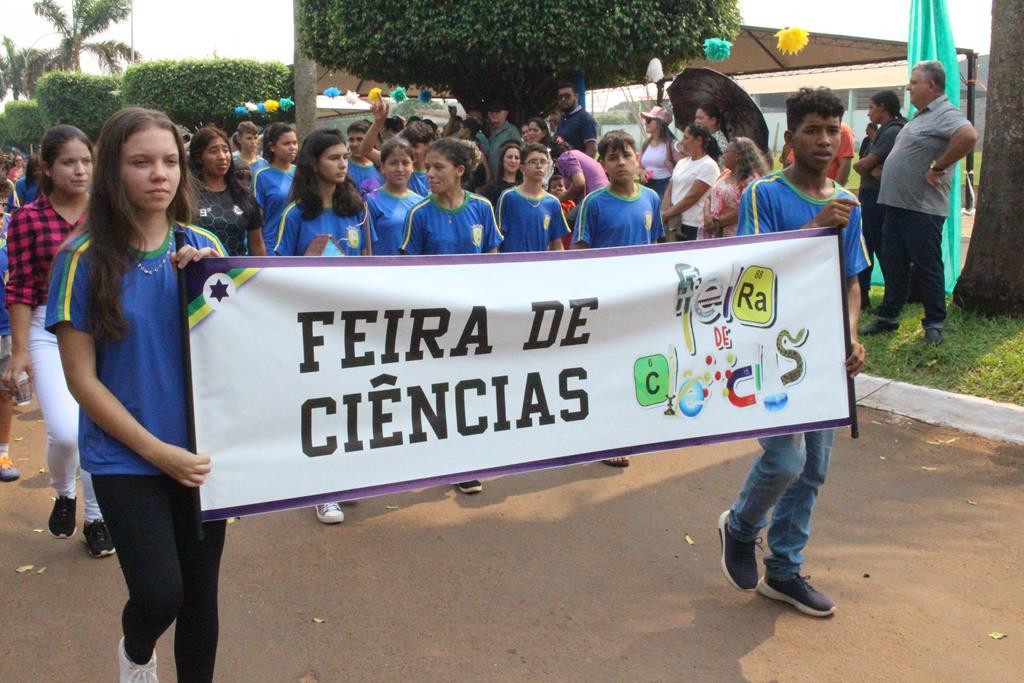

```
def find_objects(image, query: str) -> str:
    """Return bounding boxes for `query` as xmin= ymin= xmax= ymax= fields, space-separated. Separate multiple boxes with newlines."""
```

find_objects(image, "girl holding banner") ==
xmin=46 ymin=108 xmax=227 ymax=682
xmin=402 ymin=137 xmax=503 ymax=494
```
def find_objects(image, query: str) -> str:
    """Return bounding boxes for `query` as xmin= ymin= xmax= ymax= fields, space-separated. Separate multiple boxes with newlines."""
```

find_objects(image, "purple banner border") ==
xmin=202 ymin=416 xmax=850 ymax=521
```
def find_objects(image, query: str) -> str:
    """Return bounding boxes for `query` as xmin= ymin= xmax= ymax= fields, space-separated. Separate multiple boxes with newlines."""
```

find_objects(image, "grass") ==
xmin=859 ymin=288 xmax=1024 ymax=406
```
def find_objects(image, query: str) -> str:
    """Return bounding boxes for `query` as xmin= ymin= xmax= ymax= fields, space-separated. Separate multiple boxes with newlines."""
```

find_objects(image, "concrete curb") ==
xmin=855 ymin=373 xmax=1024 ymax=445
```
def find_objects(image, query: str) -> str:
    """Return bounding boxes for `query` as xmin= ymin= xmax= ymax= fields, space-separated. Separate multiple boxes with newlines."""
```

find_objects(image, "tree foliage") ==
xmin=953 ymin=0 xmax=1024 ymax=314
xmin=36 ymin=71 xmax=121 ymax=140
xmin=1 ymin=36 xmax=47 ymax=99
xmin=3 ymin=100 xmax=47 ymax=150
xmin=298 ymin=0 xmax=740 ymax=120
xmin=121 ymin=59 xmax=294 ymax=131
xmin=32 ymin=0 xmax=137 ymax=74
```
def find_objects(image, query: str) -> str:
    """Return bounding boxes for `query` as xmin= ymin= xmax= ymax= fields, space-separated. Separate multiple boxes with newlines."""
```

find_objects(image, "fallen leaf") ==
xmin=863 ymin=573 xmax=871 ymax=578
xmin=15 ymin=565 xmax=34 ymax=573
xmin=36 ymin=566 xmax=46 ymax=574
xmin=926 ymin=438 xmax=958 ymax=445
xmin=384 ymin=505 xmax=399 ymax=510
xmin=879 ymin=456 xmax=887 ymax=460
xmin=226 ymin=517 xmax=237 ymax=524
xmin=989 ymin=632 xmax=1006 ymax=640
xmin=38 ymin=468 xmax=46 ymax=474
xmin=921 ymin=466 xmax=938 ymax=471
xmin=967 ymin=500 xmax=978 ymax=506
xmin=684 ymin=534 xmax=695 ymax=545
xmin=32 ymin=528 xmax=43 ymax=533
xmin=871 ymin=420 xmax=882 ymax=425
xmin=312 ymin=617 xmax=326 ymax=624
xmin=13 ymin=437 xmax=23 ymax=442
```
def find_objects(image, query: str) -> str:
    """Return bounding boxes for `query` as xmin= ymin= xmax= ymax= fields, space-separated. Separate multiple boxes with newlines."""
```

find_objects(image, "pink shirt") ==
xmin=556 ymin=150 xmax=609 ymax=196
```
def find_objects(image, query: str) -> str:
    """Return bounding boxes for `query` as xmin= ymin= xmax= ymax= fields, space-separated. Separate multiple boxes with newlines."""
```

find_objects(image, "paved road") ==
xmin=1 ymin=405 xmax=1021 ymax=681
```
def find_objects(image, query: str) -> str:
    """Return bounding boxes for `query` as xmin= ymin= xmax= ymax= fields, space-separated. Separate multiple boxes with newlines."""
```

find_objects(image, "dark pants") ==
xmin=93 ymin=474 xmax=227 ymax=683
xmin=875 ymin=205 xmax=947 ymax=330
xmin=857 ymin=188 xmax=883 ymax=308
xmin=680 ymin=224 xmax=699 ymax=241
xmin=647 ymin=177 xmax=670 ymax=200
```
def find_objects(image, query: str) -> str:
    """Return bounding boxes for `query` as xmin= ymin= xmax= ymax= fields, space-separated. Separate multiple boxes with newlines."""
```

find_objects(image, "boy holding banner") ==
xmin=573 ymin=130 xmax=664 ymax=467
xmin=718 ymin=88 xmax=868 ymax=617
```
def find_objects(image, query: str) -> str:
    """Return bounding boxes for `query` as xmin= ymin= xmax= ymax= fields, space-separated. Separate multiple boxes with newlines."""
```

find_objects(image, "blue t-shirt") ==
xmin=408 ymin=170 xmax=430 ymax=197
xmin=348 ymin=159 xmax=383 ymax=196
xmin=0 ymin=226 xmax=9 ymax=336
xmin=252 ymin=165 xmax=295 ymax=248
xmin=44 ymin=224 xmax=226 ymax=476
xmin=15 ymin=177 xmax=38 ymax=207
xmin=738 ymin=171 xmax=870 ymax=276
xmin=248 ymin=158 xmax=270 ymax=177
xmin=496 ymin=188 xmax=570 ymax=253
xmin=402 ymin=193 xmax=502 ymax=255
xmin=573 ymin=186 xmax=665 ymax=248
xmin=274 ymin=202 xmax=374 ymax=257
xmin=367 ymin=188 xmax=423 ymax=256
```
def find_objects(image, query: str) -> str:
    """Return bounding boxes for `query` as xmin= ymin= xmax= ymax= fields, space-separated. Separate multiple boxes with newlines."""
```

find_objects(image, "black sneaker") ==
xmin=82 ymin=520 xmax=116 ymax=558
xmin=718 ymin=510 xmax=758 ymax=591
xmin=48 ymin=496 xmax=77 ymax=538
xmin=924 ymin=328 xmax=944 ymax=345
xmin=756 ymin=575 xmax=836 ymax=617
xmin=456 ymin=480 xmax=483 ymax=494
xmin=860 ymin=320 xmax=899 ymax=336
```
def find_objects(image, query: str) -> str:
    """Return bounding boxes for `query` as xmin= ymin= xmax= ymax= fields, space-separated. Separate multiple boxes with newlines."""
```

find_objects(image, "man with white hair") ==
xmin=862 ymin=60 xmax=978 ymax=345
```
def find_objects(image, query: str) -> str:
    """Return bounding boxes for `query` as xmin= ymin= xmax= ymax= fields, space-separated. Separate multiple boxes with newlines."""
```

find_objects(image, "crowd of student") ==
xmin=0 ymin=60 xmax=975 ymax=681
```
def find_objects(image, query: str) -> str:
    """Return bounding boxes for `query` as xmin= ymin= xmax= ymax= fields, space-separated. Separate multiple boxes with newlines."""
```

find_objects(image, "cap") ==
xmin=640 ymin=106 xmax=672 ymax=124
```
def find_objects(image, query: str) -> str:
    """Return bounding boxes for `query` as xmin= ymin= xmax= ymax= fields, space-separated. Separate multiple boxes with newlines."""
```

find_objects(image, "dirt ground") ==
xmin=1 ymin=404 xmax=1021 ymax=682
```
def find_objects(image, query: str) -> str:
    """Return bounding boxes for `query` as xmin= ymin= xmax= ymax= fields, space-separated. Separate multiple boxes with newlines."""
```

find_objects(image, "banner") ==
xmin=186 ymin=229 xmax=853 ymax=520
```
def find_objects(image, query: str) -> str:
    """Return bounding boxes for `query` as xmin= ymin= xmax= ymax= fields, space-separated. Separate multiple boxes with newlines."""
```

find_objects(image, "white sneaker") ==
xmin=316 ymin=502 xmax=345 ymax=524
xmin=118 ymin=637 xmax=158 ymax=682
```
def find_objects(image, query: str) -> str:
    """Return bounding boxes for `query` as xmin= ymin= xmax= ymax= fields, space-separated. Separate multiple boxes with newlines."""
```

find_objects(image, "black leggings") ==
xmin=92 ymin=474 xmax=226 ymax=683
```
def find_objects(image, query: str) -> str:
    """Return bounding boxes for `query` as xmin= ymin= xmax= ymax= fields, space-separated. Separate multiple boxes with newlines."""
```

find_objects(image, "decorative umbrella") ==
xmin=666 ymin=67 xmax=769 ymax=155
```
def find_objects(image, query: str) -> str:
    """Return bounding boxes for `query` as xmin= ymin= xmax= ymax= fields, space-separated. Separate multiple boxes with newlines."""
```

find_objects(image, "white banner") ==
xmin=186 ymin=229 xmax=852 ymax=519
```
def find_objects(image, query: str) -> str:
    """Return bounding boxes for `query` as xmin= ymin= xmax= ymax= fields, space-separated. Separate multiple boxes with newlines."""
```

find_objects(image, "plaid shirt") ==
xmin=7 ymin=194 xmax=82 ymax=307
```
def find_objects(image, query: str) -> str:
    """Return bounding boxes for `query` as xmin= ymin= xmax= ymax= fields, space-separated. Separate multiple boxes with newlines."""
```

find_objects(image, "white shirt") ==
xmin=670 ymin=155 xmax=720 ymax=226
xmin=641 ymin=141 xmax=673 ymax=180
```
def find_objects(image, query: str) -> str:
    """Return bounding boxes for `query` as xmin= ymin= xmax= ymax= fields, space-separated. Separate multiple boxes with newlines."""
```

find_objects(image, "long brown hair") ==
xmin=83 ymin=107 xmax=194 ymax=340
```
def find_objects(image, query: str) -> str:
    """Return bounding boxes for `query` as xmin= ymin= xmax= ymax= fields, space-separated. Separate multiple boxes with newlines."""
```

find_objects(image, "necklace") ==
xmin=136 ymin=232 xmax=173 ymax=276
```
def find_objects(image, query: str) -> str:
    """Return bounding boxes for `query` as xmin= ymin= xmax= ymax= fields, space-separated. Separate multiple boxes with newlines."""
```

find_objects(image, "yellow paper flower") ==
xmin=368 ymin=87 xmax=382 ymax=101
xmin=775 ymin=27 xmax=809 ymax=56
xmin=265 ymin=99 xmax=280 ymax=112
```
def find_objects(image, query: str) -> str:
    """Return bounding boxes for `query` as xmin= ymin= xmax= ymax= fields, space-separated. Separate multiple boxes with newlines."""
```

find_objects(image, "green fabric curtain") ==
xmin=908 ymin=0 xmax=962 ymax=293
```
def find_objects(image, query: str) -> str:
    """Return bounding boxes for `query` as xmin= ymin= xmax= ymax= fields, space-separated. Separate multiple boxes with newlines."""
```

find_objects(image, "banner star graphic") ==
xmin=209 ymin=279 xmax=230 ymax=302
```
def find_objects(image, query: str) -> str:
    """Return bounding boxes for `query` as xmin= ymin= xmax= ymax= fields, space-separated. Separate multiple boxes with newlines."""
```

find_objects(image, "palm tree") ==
xmin=0 ymin=36 xmax=47 ymax=99
xmin=32 ymin=0 xmax=137 ymax=74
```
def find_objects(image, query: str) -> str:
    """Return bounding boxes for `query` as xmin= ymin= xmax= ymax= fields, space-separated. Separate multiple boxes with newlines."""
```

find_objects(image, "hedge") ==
xmin=36 ymin=71 xmax=122 ymax=140
xmin=4 ymin=100 xmax=47 ymax=150
xmin=121 ymin=59 xmax=294 ymax=131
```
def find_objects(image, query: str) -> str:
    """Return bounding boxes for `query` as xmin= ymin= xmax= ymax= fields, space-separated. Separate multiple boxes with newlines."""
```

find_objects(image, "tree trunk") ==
xmin=292 ymin=0 xmax=317 ymax=140
xmin=953 ymin=0 xmax=1024 ymax=315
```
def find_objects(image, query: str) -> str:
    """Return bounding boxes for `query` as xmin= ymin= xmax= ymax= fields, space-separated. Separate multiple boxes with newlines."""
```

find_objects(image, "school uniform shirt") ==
xmin=0 ymin=226 xmax=9 ymax=336
xmin=408 ymin=170 xmax=430 ymax=197
xmin=572 ymin=186 xmax=665 ymax=248
xmin=252 ymin=164 xmax=295 ymax=248
xmin=738 ymin=171 xmax=870 ymax=277
xmin=496 ymin=188 xmax=570 ymax=252
xmin=14 ymin=177 xmax=38 ymax=207
xmin=347 ymin=159 xmax=384 ymax=195
xmin=194 ymin=187 xmax=262 ymax=256
xmin=44 ymin=224 xmax=226 ymax=475
xmin=274 ymin=202 xmax=374 ymax=257
xmin=402 ymin=193 xmax=502 ymax=255
xmin=367 ymin=188 xmax=423 ymax=256
xmin=247 ymin=158 xmax=270 ymax=176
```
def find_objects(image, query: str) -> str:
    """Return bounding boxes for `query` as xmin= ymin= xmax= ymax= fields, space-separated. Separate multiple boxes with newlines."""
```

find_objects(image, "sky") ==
xmin=5 ymin=0 xmax=993 ymax=72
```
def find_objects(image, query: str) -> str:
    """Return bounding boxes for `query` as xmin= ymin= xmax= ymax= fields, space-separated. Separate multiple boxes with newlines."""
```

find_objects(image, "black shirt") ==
xmin=195 ymin=187 xmax=262 ymax=256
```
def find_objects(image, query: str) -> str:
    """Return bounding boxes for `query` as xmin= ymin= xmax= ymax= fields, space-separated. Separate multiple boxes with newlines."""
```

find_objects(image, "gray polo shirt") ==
xmin=859 ymin=117 xmax=905 ymax=192
xmin=879 ymin=94 xmax=970 ymax=217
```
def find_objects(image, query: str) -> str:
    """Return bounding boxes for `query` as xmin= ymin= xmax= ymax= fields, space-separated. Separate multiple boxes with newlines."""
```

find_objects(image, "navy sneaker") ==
xmin=0 ymin=454 xmax=19 ymax=482
xmin=456 ymin=480 xmax=483 ymax=494
xmin=757 ymin=575 xmax=836 ymax=617
xmin=48 ymin=495 xmax=77 ymax=538
xmin=718 ymin=510 xmax=758 ymax=591
xmin=82 ymin=520 xmax=116 ymax=558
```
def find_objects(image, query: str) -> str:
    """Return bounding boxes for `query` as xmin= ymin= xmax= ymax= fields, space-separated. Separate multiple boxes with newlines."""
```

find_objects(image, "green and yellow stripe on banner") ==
xmin=188 ymin=267 xmax=260 ymax=329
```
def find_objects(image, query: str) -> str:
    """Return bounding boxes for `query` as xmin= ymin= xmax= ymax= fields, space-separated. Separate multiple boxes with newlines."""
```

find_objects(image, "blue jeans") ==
xmin=727 ymin=429 xmax=835 ymax=579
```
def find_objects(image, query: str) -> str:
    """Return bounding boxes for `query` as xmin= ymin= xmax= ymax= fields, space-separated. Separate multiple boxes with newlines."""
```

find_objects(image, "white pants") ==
xmin=29 ymin=306 xmax=100 ymax=521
